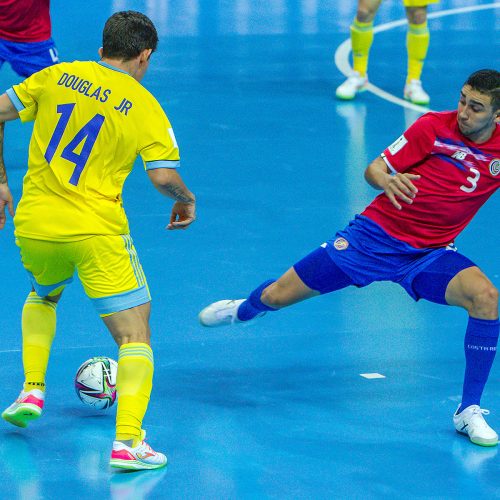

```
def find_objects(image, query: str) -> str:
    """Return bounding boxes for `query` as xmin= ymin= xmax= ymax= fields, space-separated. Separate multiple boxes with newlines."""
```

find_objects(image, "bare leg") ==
xmin=356 ymin=0 xmax=382 ymax=23
xmin=260 ymin=267 xmax=320 ymax=309
xmin=102 ymin=302 xmax=151 ymax=346
xmin=445 ymin=267 xmax=498 ymax=319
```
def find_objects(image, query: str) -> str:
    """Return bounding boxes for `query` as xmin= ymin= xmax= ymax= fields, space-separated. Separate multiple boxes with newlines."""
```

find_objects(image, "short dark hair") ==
xmin=465 ymin=69 xmax=500 ymax=111
xmin=102 ymin=11 xmax=158 ymax=61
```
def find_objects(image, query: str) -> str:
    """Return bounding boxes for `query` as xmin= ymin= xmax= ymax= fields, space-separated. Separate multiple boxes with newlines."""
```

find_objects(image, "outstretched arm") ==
xmin=147 ymin=167 xmax=196 ymax=230
xmin=0 ymin=93 xmax=20 ymax=229
xmin=364 ymin=156 xmax=420 ymax=210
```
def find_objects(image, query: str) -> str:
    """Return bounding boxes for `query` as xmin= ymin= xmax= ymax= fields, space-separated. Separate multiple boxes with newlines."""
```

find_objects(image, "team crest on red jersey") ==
xmin=489 ymin=159 xmax=500 ymax=176
xmin=334 ymin=237 xmax=349 ymax=250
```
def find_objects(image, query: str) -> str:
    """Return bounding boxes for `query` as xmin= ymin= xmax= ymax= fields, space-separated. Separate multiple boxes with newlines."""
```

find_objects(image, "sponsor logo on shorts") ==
xmin=489 ymin=159 xmax=500 ymax=176
xmin=334 ymin=237 xmax=349 ymax=250
xmin=388 ymin=134 xmax=408 ymax=155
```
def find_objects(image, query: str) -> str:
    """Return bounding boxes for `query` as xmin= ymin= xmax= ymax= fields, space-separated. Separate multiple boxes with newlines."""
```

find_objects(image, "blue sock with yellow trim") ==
xmin=22 ymin=292 xmax=57 ymax=392
xmin=115 ymin=342 xmax=154 ymax=447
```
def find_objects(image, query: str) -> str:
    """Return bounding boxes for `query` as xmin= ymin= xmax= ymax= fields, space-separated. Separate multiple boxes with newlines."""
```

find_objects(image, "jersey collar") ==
xmin=97 ymin=60 xmax=129 ymax=75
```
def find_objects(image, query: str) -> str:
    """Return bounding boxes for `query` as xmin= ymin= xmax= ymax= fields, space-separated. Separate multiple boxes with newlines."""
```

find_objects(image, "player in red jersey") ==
xmin=362 ymin=109 xmax=500 ymax=248
xmin=0 ymin=0 xmax=59 ymax=78
xmin=198 ymin=69 xmax=500 ymax=447
xmin=0 ymin=0 xmax=60 ymax=182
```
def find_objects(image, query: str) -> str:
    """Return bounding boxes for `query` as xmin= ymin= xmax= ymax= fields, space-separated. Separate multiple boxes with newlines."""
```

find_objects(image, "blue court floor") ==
xmin=0 ymin=0 xmax=499 ymax=498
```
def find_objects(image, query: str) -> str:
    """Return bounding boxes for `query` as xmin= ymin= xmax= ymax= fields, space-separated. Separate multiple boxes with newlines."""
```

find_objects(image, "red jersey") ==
xmin=0 ymin=0 xmax=51 ymax=42
xmin=362 ymin=111 xmax=500 ymax=248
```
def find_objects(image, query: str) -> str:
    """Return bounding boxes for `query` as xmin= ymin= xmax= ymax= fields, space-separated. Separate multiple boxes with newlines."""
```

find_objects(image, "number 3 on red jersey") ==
xmin=460 ymin=167 xmax=480 ymax=193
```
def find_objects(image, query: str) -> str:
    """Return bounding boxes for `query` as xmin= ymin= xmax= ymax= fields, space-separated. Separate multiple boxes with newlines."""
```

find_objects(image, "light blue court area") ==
xmin=0 ymin=0 xmax=499 ymax=498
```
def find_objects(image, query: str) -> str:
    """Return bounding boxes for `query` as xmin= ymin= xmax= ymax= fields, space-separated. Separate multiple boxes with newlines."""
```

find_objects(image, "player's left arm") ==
xmin=147 ymin=168 xmax=196 ymax=230
xmin=139 ymin=100 xmax=196 ymax=231
xmin=0 ymin=93 xmax=20 ymax=229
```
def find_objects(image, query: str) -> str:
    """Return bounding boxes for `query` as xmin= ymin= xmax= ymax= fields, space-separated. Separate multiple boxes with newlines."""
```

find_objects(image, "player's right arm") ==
xmin=147 ymin=168 xmax=196 ymax=230
xmin=365 ymin=113 xmax=436 ymax=210
xmin=364 ymin=156 xmax=420 ymax=211
xmin=0 ymin=93 xmax=20 ymax=229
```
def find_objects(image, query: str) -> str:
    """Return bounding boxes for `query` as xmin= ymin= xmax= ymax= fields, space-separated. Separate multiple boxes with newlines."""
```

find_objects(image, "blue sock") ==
xmin=459 ymin=317 xmax=499 ymax=413
xmin=237 ymin=279 xmax=277 ymax=321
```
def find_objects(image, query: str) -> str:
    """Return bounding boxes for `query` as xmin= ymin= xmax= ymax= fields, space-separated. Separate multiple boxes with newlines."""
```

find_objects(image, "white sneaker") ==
xmin=199 ymin=299 xmax=246 ymax=327
xmin=403 ymin=79 xmax=430 ymax=105
xmin=335 ymin=72 xmax=368 ymax=100
xmin=453 ymin=404 xmax=498 ymax=447
xmin=110 ymin=430 xmax=167 ymax=470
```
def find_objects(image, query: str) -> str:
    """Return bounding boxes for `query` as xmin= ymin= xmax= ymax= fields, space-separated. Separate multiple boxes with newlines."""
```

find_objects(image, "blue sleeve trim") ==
xmin=27 ymin=271 xmax=74 ymax=297
xmin=91 ymin=285 xmax=151 ymax=315
xmin=145 ymin=160 xmax=180 ymax=170
xmin=6 ymin=88 xmax=24 ymax=112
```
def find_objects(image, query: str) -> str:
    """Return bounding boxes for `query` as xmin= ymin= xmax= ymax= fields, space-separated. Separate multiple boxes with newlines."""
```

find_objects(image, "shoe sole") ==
xmin=2 ymin=404 xmax=42 ymax=428
xmin=456 ymin=429 xmax=498 ymax=447
xmin=335 ymin=86 xmax=368 ymax=100
xmin=404 ymin=95 xmax=430 ymax=106
xmin=198 ymin=310 xmax=231 ymax=327
xmin=110 ymin=458 xmax=168 ymax=470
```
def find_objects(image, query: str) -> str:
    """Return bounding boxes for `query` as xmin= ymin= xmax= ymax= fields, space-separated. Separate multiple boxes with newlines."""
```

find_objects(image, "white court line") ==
xmin=360 ymin=373 xmax=386 ymax=379
xmin=334 ymin=2 xmax=500 ymax=112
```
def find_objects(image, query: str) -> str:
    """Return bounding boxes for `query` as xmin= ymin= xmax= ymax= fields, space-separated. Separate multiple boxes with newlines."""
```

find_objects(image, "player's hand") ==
xmin=0 ymin=183 xmax=14 ymax=230
xmin=383 ymin=173 xmax=421 ymax=210
xmin=167 ymin=200 xmax=196 ymax=230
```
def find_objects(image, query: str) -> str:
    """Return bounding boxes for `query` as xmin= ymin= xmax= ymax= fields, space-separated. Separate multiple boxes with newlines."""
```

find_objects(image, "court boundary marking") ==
xmin=334 ymin=2 xmax=500 ymax=112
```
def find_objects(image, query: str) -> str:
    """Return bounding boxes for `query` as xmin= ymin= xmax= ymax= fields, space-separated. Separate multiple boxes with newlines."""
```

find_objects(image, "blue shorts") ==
xmin=0 ymin=37 xmax=59 ymax=77
xmin=294 ymin=215 xmax=475 ymax=303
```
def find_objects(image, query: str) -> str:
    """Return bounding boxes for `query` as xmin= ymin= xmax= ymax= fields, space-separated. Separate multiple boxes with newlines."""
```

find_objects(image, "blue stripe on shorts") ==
xmin=91 ymin=285 xmax=151 ymax=315
xmin=27 ymin=270 xmax=74 ymax=297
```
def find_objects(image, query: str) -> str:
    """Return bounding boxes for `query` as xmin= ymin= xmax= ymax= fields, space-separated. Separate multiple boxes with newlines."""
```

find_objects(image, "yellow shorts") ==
xmin=17 ymin=234 xmax=151 ymax=315
xmin=403 ymin=0 xmax=439 ymax=6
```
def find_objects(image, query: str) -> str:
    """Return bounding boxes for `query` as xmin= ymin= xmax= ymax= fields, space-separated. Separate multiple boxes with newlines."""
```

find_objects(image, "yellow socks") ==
xmin=406 ymin=21 xmax=429 ymax=82
xmin=350 ymin=18 xmax=429 ymax=82
xmin=22 ymin=292 xmax=57 ymax=392
xmin=351 ymin=18 xmax=374 ymax=77
xmin=115 ymin=343 xmax=154 ymax=447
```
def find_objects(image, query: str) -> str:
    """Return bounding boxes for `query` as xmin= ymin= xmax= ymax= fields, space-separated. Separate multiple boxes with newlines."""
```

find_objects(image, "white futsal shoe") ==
xmin=110 ymin=430 xmax=167 ymax=470
xmin=453 ymin=405 xmax=498 ymax=447
xmin=403 ymin=79 xmax=430 ymax=106
xmin=2 ymin=389 xmax=44 ymax=428
xmin=199 ymin=299 xmax=246 ymax=327
xmin=335 ymin=71 xmax=368 ymax=100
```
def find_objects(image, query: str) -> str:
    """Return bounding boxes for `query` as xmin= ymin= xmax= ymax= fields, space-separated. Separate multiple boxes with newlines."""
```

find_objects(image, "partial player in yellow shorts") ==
xmin=336 ymin=0 xmax=439 ymax=105
xmin=17 ymin=235 xmax=150 ymax=315
xmin=0 ymin=11 xmax=197 ymax=472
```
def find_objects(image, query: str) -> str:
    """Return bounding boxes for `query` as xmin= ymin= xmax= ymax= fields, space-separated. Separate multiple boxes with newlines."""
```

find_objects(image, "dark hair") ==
xmin=102 ymin=11 xmax=158 ymax=61
xmin=465 ymin=69 xmax=500 ymax=111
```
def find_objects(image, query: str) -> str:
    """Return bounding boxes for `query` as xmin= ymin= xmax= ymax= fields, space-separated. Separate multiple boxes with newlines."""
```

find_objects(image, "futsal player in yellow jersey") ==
xmin=336 ymin=0 xmax=438 ymax=105
xmin=0 ymin=11 xmax=196 ymax=471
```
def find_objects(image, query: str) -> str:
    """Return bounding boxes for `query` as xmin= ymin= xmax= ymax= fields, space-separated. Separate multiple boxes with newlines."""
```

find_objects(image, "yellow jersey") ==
xmin=7 ymin=60 xmax=180 ymax=241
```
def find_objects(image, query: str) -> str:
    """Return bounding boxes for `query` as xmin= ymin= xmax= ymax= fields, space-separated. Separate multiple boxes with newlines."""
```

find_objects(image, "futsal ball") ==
xmin=75 ymin=356 xmax=118 ymax=410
